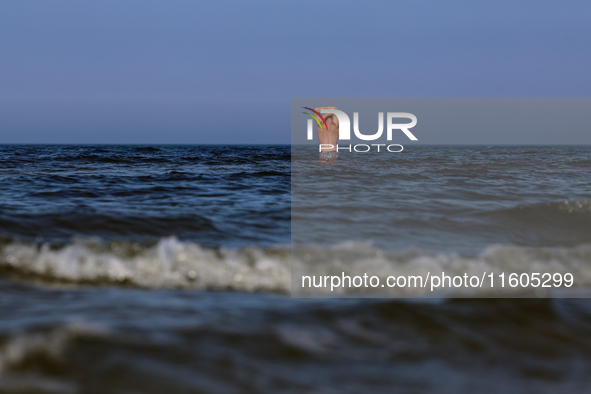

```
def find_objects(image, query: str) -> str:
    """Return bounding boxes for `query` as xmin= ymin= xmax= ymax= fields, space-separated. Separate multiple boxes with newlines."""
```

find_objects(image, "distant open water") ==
xmin=1 ymin=144 xmax=591 ymax=393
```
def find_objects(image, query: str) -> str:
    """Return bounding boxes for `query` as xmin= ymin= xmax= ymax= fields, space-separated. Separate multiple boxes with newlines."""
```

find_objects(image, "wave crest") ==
xmin=2 ymin=238 xmax=591 ymax=296
xmin=0 ymin=237 xmax=290 ymax=292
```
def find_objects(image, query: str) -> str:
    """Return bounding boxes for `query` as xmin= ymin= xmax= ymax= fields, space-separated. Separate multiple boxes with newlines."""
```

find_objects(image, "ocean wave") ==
xmin=487 ymin=200 xmax=591 ymax=219
xmin=0 ymin=212 xmax=222 ymax=241
xmin=292 ymin=241 xmax=591 ymax=296
xmin=0 ymin=322 xmax=109 ymax=393
xmin=2 ymin=296 xmax=590 ymax=393
xmin=1 ymin=238 xmax=591 ymax=296
xmin=0 ymin=322 xmax=109 ymax=374
xmin=472 ymin=200 xmax=591 ymax=247
xmin=0 ymin=237 xmax=291 ymax=292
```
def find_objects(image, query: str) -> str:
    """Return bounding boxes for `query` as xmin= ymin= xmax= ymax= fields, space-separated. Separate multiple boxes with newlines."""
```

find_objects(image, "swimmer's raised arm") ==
xmin=315 ymin=106 xmax=340 ymax=162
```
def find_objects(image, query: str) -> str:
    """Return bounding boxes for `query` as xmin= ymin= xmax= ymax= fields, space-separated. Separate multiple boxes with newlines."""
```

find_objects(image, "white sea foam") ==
xmin=0 ymin=237 xmax=291 ymax=292
xmin=292 ymin=242 xmax=591 ymax=296
xmin=2 ymin=237 xmax=591 ymax=296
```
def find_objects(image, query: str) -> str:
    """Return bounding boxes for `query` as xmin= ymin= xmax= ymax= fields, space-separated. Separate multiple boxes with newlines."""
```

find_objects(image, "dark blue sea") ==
xmin=1 ymin=145 xmax=591 ymax=393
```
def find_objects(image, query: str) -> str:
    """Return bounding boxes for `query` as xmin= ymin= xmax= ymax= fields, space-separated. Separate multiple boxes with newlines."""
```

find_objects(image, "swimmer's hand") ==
xmin=314 ymin=106 xmax=338 ymax=126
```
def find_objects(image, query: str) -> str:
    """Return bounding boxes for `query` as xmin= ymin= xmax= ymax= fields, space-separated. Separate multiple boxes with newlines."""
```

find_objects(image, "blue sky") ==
xmin=0 ymin=1 xmax=590 ymax=144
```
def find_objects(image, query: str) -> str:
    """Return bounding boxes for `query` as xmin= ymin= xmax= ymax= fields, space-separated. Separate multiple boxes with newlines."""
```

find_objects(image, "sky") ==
xmin=0 ymin=1 xmax=590 ymax=144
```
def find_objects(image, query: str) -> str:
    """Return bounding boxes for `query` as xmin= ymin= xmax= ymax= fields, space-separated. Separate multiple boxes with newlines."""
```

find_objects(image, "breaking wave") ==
xmin=0 ymin=237 xmax=291 ymax=292
xmin=1 ymin=237 xmax=591 ymax=296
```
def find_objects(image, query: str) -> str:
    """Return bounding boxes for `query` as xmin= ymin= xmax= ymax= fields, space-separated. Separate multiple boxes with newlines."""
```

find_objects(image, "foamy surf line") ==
xmin=0 ymin=237 xmax=291 ymax=292
xmin=1 ymin=237 xmax=591 ymax=296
